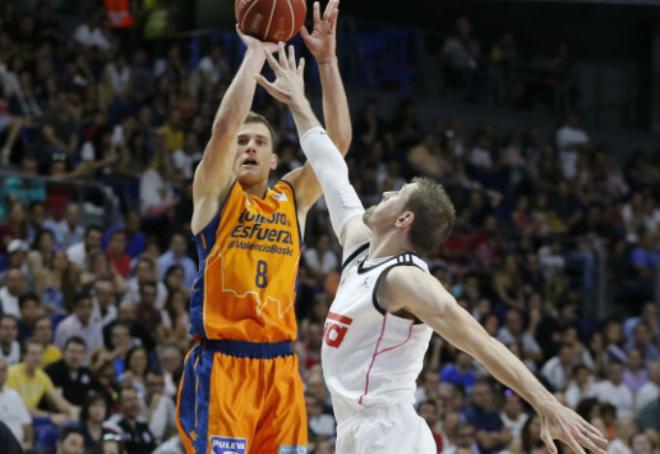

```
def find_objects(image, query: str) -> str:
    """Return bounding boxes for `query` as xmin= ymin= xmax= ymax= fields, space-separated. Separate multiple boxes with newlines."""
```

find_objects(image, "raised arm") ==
xmin=380 ymin=266 xmax=609 ymax=454
xmin=191 ymin=29 xmax=277 ymax=234
xmin=258 ymin=45 xmax=369 ymax=253
xmin=282 ymin=0 xmax=352 ymax=215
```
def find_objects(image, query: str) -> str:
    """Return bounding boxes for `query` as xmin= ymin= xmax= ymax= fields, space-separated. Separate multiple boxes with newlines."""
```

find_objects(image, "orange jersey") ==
xmin=189 ymin=180 xmax=302 ymax=342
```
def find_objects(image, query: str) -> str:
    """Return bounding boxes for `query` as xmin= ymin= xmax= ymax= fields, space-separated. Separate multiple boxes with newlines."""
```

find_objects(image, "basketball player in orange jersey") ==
xmin=175 ymin=1 xmax=349 ymax=453
xmin=257 ymin=45 xmax=609 ymax=454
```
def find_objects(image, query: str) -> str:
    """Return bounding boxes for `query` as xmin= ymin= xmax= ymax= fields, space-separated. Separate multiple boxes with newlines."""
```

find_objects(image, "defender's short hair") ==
xmin=404 ymin=177 xmax=456 ymax=256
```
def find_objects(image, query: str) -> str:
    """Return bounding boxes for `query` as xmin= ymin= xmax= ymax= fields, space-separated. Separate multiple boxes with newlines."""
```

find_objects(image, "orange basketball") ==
xmin=235 ymin=0 xmax=307 ymax=43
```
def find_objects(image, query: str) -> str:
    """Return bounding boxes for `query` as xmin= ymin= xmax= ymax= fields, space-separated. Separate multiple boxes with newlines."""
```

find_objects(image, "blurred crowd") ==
xmin=0 ymin=2 xmax=659 ymax=454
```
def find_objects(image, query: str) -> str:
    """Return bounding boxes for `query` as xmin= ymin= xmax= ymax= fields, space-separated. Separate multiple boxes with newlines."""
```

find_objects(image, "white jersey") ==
xmin=321 ymin=244 xmax=433 ymax=421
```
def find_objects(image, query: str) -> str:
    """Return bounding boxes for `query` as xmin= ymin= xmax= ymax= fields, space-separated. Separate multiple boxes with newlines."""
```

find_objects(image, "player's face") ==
xmin=363 ymin=183 xmax=416 ymax=231
xmin=235 ymin=122 xmax=277 ymax=187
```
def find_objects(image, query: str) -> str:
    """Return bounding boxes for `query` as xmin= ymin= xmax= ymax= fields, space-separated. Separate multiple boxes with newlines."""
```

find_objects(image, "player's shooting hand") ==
xmin=257 ymin=43 xmax=306 ymax=107
xmin=301 ymin=0 xmax=339 ymax=63
xmin=236 ymin=25 xmax=279 ymax=54
xmin=538 ymin=403 xmax=608 ymax=454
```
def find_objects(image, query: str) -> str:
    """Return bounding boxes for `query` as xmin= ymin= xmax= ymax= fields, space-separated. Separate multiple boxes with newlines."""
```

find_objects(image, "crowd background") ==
xmin=0 ymin=1 xmax=658 ymax=453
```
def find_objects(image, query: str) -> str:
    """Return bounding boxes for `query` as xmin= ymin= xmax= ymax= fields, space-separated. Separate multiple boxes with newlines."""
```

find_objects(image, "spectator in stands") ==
xmin=1 ymin=239 xmax=29 ymax=278
xmin=445 ymin=421 xmax=480 ymax=454
xmin=624 ymin=347 xmax=648 ymax=395
xmin=171 ymin=132 xmax=202 ymax=180
xmin=417 ymin=399 xmax=443 ymax=453
xmin=305 ymin=392 xmax=335 ymax=440
xmin=0 ymin=268 xmax=25 ymax=317
xmin=6 ymin=339 xmax=78 ymax=426
xmin=43 ymin=203 xmax=84 ymax=249
xmin=627 ymin=322 xmax=660 ymax=362
xmin=0 ymin=315 xmax=20 ymax=365
xmin=36 ymin=250 xmax=75 ymax=315
xmin=114 ymin=385 xmax=156 ymax=453
xmin=17 ymin=292 xmax=43 ymax=342
xmin=499 ymin=391 xmax=528 ymax=440
xmin=106 ymin=230 xmax=131 ymax=278
xmin=136 ymin=280 xmax=164 ymax=333
xmin=635 ymin=360 xmax=659 ymax=413
xmin=73 ymin=9 xmax=112 ymax=52
xmin=78 ymin=391 xmax=115 ymax=452
xmin=556 ymin=112 xmax=590 ymax=180
xmin=442 ymin=16 xmax=482 ymax=86
xmin=160 ymin=289 xmax=190 ymax=350
xmin=102 ymin=53 xmax=131 ymax=101
xmin=143 ymin=369 xmax=176 ymax=442
xmin=91 ymin=278 xmax=118 ymax=328
xmin=40 ymin=91 xmax=79 ymax=161
xmin=497 ymin=309 xmax=543 ymax=366
xmin=33 ymin=315 xmax=61 ymax=367
xmin=66 ymin=225 xmax=104 ymax=270
xmin=139 ymin=139 xmax=178 ymax=221
xmin=441 ymin=351 xmax=477 ymax=393
xmin=157 ymin=232 xmax=195 ymax=288
xmin=197 ymin=42 xmax=231 ymax=85
xmin=630 ymin=432 xmax=654 ymax=454
xmin=0 ymin=98 xmax=23 ymax=166
xmin=56 ymin=426 xmax=85 ymax=454
xmin=541 ymin=342 xmax=576 ymax=391
xmin=45 ymin=336 xmax=101 ymax=406
xmin=594 ymin=361 xmax=634 ymax=419
xmin=508 ymin=413 xmax=547 ymax=453
xmin=564 ymin=364 xmax=597 ymax=409
xmin=464 ymin=379 xmax=511 ymax=453
xmin=2 ymin=153 xmax=46 ymax=208
xmin=0 ymin=356 xmax=33 ymax=451
xmin=0 ymin=203 xmax=29 ymax=255
xmin=54 ymin=293 xmax=103 ymax=364
xmin=104 ymin=208 xmax=146 ymax=259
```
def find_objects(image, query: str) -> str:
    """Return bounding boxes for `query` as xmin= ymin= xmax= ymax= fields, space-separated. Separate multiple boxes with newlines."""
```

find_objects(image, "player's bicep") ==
xmin=193 ymin=134 xmax=237 ymax=201
xmin=396 ymin=268 xmax=491 ymax=355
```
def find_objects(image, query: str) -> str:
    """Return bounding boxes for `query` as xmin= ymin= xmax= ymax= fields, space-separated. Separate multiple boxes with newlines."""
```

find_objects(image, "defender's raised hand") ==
xmin=301 ymin=0 xmax=340 ymax=63
xmin=257 ymin=43 xmax=306 ymax=107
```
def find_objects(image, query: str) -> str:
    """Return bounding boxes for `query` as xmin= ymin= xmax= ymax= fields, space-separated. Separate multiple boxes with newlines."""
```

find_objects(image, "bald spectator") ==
xmin=0 ymin=269 xmax=25 ymax=317
xmin=0 ymin=315 xmax=20 ymax=365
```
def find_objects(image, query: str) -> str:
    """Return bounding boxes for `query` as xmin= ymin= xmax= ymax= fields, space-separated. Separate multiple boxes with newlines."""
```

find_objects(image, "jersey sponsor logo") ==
xmin=228 ymin=210 xmax=295 ymax=257
xmin=323 ymin=311 xmax=353 ymax=348
xmin=279 ymin=446 xmax=307 ymax=454
xmin=211 ymin=436 xmax=247 ymax=454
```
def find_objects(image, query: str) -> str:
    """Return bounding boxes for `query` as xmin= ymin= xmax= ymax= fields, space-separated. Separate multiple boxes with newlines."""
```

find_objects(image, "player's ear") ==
xmin=270 ymin=152 xmax=278 ymax=171
xmin=395 ymin=211 xmax=414 ymax=229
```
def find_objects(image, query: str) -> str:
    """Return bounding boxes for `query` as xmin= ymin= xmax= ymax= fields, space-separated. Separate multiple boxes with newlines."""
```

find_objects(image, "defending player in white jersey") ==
xmin=257 ymin=44 xmax=608 ymax=454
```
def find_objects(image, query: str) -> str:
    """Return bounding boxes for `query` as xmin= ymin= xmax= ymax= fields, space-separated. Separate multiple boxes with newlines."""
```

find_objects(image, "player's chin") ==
xmin=237 ymin=167 xmax=267 ymax=185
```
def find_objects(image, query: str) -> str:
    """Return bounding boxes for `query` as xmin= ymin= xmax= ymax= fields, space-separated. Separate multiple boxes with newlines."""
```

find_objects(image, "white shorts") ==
xmin=335 ymin=402 xmax=436 ymax=454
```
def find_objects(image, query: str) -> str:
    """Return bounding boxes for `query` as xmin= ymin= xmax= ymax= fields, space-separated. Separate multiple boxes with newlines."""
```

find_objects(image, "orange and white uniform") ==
xmin=176 ymin=180 xmax=307 ymax=454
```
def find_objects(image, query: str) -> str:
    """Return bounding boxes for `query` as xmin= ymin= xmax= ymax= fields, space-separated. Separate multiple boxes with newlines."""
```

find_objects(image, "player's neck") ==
xmin=368 ymin=231 xmax=411 ymax=260
xmin=241 ymin=180 xmax=270 ymax=199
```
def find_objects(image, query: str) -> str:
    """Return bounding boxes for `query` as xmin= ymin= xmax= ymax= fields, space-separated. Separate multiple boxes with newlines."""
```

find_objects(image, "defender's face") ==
xmin=234 ymin=122 xmax=277 ymax=187
xmin=363 ymin=183 xmax=416 ymax=231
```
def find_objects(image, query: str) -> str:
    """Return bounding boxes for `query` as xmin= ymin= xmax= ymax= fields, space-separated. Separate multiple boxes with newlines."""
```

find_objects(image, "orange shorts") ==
xmin=176 ymin=340 xmax=308 ymax=454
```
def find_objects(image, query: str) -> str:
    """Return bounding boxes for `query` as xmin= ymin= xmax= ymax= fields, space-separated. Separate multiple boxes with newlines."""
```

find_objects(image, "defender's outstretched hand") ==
xmin=257 ymin=44 xmax=306 ymax=107
xmin=538 ymin=403 xmax=608 ymax=454
xmin=301 ymin=0 xmax=340 ymax=63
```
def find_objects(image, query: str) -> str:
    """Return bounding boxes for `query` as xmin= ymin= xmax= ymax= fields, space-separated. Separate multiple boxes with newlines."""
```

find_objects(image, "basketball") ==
xmin=235 ymin=0 xmax=307 ymax=43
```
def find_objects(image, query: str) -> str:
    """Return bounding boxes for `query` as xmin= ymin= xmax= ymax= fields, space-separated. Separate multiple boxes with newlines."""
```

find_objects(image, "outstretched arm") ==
xmin=259 ymin=45 xmax=369 ymax=252
xmin=191 ymin=29 xmax=277 ymax=234
xmin=282 ymin=0 xmax=352 ymax=214
xmin=380 ymin=266 xmax=608 ymax=454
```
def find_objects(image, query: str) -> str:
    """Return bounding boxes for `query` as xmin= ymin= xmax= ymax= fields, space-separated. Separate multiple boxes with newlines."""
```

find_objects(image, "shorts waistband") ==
xmin=201 ymin=339 xmax=293 ymax=359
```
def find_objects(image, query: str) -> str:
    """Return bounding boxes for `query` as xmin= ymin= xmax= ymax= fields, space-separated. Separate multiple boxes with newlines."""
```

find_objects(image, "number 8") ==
xmin=256 ymin=260 xmax=268 ymax=288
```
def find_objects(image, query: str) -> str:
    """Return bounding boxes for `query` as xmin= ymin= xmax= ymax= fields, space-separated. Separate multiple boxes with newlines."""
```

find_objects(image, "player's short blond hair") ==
xmin=404 ymin=177 xmax=456 ymax=256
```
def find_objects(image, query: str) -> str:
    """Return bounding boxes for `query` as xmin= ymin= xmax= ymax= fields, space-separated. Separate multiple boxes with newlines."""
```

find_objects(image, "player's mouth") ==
xmin=241 ymin=158 xmax=259 ymax=168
